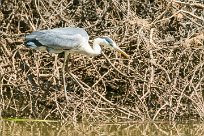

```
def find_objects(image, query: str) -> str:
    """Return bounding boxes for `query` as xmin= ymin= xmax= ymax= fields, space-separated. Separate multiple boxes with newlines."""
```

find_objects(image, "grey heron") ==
xmin=25 ymin=27 xmax=129 ymax=59
xmin=24 ymin=27 xmax=129 ymax=93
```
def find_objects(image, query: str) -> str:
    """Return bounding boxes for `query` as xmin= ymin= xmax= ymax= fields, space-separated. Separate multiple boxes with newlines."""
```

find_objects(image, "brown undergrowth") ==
xmin=0 ymin=0 xmax=204 ymax=122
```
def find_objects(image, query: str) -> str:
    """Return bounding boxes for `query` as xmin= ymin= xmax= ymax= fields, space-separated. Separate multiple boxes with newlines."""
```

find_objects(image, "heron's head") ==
xmin=97 ymin=37 xmax=129 ymax=58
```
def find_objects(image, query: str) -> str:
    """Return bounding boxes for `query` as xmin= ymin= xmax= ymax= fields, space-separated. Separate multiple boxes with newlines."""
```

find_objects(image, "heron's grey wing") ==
xmin=25 ymin=27 xmax=89 ymax=42
xmin=36 ymin=33 xmax=84 ymax=50
xmin=50 ymin=27 xmax=89 ymax=41
xmin=26 ymin=31 xmax=86 ymax=51
xmin=25 ymin=27 xmax=89 ymax=53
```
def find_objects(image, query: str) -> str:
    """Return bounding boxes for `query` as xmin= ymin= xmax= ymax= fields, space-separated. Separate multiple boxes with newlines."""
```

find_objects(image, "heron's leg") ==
xmin=62 ymin=52 xmax=69 ymax=88
xmin=63 ymin=52 xmax=68 ymax=72
xmin=65 ymin=53 xmax=70 ymax=72
xmin=62 ymin=52 xmax=69 ymax=101
xmin=53 ymin=54 xmax=59 ymax=81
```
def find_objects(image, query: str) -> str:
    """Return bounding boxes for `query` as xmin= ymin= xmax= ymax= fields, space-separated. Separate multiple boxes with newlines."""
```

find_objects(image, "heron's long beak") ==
xmin=114 ymin=46 xmax=129 ymax=58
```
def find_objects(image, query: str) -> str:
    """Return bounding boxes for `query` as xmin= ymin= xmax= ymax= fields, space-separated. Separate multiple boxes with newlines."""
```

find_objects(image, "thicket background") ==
xmin=0 ymin=0 xmax=204 ymax=122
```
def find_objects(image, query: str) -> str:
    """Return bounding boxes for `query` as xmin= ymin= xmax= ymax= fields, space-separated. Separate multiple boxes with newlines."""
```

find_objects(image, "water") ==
xmin=0 ymin=120 xmax=203 ymax=136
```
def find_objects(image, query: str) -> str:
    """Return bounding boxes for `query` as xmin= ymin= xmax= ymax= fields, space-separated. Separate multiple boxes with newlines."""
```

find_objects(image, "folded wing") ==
xmin=25 ymin=27 xmax=89 ymax=53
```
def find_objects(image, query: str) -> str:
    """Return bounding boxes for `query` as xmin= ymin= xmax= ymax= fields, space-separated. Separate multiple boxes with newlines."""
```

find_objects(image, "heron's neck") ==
xmin=85 ymin=38 xmax=103 ymax=56
xmin=83 ymin=38 xmax=106 ymax=56
xmin=93 ymin=38 xmax=103 ymax=55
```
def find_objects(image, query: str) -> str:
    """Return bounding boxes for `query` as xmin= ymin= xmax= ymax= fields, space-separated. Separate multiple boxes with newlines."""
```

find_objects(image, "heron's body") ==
xmin=25 ymin=27 xmax=129 ymax=58
xmin=25 ymin=27 xmax=129 ymax=94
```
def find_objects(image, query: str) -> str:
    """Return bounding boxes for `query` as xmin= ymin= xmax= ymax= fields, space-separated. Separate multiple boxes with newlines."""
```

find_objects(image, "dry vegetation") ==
xmin=0 ymin=0 xmax=204 ymax=122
